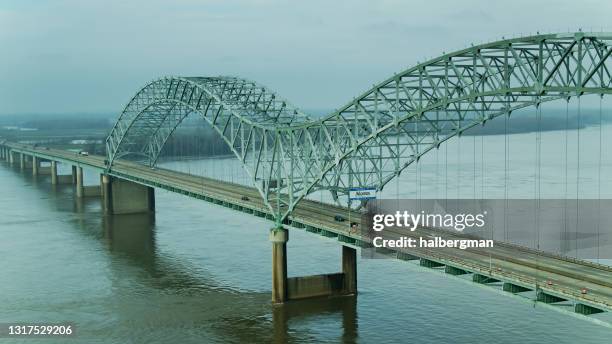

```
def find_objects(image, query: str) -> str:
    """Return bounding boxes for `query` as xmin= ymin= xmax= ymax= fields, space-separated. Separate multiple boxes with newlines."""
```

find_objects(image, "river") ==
xmin=1 ymin=126 xmax=612 ymax=343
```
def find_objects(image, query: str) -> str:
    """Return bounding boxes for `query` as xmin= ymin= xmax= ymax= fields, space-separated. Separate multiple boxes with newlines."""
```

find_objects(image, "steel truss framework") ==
xmin=106 ymin=32 xmax=612 ymax=224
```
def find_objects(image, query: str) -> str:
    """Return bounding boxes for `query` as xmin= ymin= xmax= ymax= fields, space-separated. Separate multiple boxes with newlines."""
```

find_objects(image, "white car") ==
xmin=79 ymin=151 xmax=89 ymax=156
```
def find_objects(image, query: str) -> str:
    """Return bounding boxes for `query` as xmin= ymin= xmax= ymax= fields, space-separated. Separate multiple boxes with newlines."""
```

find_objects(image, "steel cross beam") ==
xmin=106 ymin=32 xmax=612 ymax=224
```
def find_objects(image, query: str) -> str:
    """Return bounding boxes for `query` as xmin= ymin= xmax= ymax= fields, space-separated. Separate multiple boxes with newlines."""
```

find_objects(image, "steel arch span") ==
xmin=106 ymin=32 xmax=612 ymax=224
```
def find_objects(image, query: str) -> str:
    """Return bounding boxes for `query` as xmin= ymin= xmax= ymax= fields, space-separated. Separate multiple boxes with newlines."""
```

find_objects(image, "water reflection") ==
xmin=102 ymin=213 xmax=156 ymax=264
xmin=100 ymin=212 xmax=218 ymax=292
xmin=9 ymin=165 xmax=361 ymax=342
xmin=98 ymin=212 xmax=359 ymax=343
xmin=3 ymin=158 xmax=612 ymax=343
xmin=272 ymin=296 xmax=358 ymax=344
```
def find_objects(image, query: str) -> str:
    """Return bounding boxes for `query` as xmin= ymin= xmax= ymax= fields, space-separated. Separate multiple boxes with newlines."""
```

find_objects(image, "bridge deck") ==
xmin=3 ymin=142 xmax=612 ymax=314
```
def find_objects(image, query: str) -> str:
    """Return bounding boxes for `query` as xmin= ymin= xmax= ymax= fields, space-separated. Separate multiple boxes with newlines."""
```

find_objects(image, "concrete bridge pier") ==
xmin=342 ymin=246 xmax=358 ymax=295
xmin=101 ymin=174 xmax=155 ymax=215
xmin=270 ymin=227 xmax=358 ymax=304
xmin=20 ymin=153 xmax=25 ymax=170
xmin=32 ymin=156 xmax=39 ymax=176
xmin=51 ymin=161 xmax=58 ymax=184
xmin=0 ymin=147 xmax=5 ymax=160
xmin=271 ymin=228 xmax=288 ymax=303
xmin=66 ymin=166 xmax=101 ymax=196
xmin=71 ymin=166 xmax=77 ymax=185
xmin=102 ymin=174 xmax=111 ymax=213
xmin=75 ymin=167 xmax=84 ymax=197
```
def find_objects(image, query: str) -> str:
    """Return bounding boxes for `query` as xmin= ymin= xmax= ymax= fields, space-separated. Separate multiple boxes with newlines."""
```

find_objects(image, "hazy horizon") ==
xmin=1 ymin=0 xmax=611 ymax=115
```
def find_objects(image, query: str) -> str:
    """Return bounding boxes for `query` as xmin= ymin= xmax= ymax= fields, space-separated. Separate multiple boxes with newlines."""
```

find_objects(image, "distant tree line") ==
xmin=464 ymin=109 xmax=610 ymax=136
xmin=22 ymin=118 xmax=111 ymax=130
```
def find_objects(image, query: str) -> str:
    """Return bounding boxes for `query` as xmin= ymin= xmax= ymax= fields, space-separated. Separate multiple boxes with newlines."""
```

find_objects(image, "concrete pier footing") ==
xmin=55 ymin=175 xmax=73 ymax=184
xmin=21 ymin=154 xmax=33 ymax=169
xmin=71 ymin=167 xmax=102 ymax=197
xmin=102 ymin=174 xmax=155 ymax=215
xmin=271 ymin=228 xmax=358 ymax=304
xmin=83 ymin=186 xmax=101 ymax=197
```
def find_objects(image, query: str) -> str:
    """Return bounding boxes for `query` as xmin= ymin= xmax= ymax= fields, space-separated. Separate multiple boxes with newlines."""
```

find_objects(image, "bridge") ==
xmin=2 ymin=32 xmax=612 ymax=316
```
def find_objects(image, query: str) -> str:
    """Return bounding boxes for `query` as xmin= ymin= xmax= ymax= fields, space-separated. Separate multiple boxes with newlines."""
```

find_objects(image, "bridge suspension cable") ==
xmin=576 ymin=96 xmax=582 ymax=258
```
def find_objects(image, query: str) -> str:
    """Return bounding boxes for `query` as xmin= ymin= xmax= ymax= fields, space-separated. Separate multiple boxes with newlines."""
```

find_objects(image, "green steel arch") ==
xmin=106 ymin=32 xmax=612 ymax=224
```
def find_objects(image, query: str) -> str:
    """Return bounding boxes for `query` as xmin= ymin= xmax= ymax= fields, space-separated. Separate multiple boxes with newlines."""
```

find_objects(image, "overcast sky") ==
xmin=0 ymin=0 xmax=610 ymax=115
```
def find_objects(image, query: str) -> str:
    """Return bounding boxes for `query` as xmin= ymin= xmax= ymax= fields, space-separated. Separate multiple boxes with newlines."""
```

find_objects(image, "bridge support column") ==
xmin=9 ymin=151 xmax=15 ymax=165
xmin=102 ymin=175 xmax=155 ymax=215
xmin=102 ymin=174 xmax=112 ymax=213
xmin=270 ymin=228 xmax=288 ymax=304
xmin=342 ymin=246 xmax=357 ymax=295
xmin=51 ymin=161 xmax=58 ymax=185
xmin=0 ymin=147 xmax=4 ymax=160
xmin=76 ymin=167 xmax=84 ymax=197
xmin=5 ymin=149 xmax=9 ymax=162
xmin=270 ymin=227 xmax=358 ymax=304
xmin=20 ymin=153 xmax=25 ymax=170
xmin=32 ymin=156 xmax=39 ymax=176
xmin=71 ymin=166 xmax=77 ymax=185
